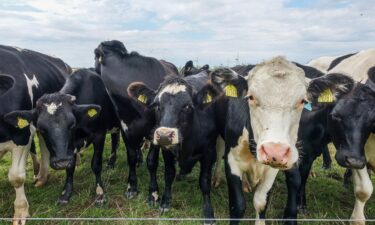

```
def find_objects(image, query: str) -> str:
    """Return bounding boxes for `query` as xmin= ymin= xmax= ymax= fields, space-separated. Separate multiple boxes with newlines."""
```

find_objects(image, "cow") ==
xmin=0 ymin=45 xmax=70 ymax=225
xmin=207 ymin=56 xmax=355 ymax=225
xmin=180 ymin=60 xmax=210 ymax=76
xmin=307 ymin=49 xmax=375 ymax=225
xmin=6 ymin=68 xmax=121 ymax=206
xmin=127 ymin=71 xmax=220 ymax=224
xmin=94 ymin=40 xmax=179 ymax=199
xmin=307 ymin=53 xmax=356 ymax=73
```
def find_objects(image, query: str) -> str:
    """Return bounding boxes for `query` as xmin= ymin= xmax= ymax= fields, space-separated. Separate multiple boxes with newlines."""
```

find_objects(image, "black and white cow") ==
xmin=180 ymin=60 xmax=210 ymax=77
xmin=7 ymin=68 xmax=120 ymax=206
xmin=94 ymin=40 xmax=179 ymax=199
xmin=128 ymin=72 xmax=220 ymax=224
xmin=0 ymin=45 xmax=70 ymax=224
xmin=307 ymin=49 xmax=375 ymax=225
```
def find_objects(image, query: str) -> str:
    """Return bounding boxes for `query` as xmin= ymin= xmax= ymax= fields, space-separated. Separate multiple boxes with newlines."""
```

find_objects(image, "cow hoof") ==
xmin=33 ymin=174 xmax=50 ymax=187
xmin=56 ymin=198 xmax=69 ymax=206
xmin=211 ymin=177 xmax=221 ymax=188
xmin=13 ymin=210 xmax=29 ymax=225
xmin=125 ymin=191 xmax=138 ymax=199
xmin=159 ymin=206 xmax=170 ymax=215
xmin=13 ymin=218 xmax=27 ymax=225
xmin=147 ymin=192 xmax=160 ymax=207
xmin=95 ymin=195 xmax=106 ymax=207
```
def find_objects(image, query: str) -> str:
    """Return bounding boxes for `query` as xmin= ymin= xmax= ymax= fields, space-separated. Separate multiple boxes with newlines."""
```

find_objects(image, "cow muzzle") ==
xmin=50 ymin=157 xmax=74 ymax=170
xmin=336 ymin=152 xmax=366 ymax=169
xmin=258 ymin=142 xmax=291 ymax=168
xmin=153 ymin=127 xmax=178 ymax=147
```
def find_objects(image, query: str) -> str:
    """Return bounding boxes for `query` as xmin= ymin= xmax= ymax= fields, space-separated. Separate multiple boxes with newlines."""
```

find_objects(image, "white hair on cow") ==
xmin=158 ymin=84 xmax=187 ymax=99
xmin=44 ymin=102 xmax=62 ymax=115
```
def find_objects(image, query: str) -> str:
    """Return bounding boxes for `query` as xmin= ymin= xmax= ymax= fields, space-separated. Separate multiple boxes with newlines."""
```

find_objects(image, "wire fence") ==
xmin=1 ymin=217 xmax=375 ymax=222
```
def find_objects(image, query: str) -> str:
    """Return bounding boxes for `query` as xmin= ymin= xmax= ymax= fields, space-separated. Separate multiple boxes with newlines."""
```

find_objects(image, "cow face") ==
xmin=94 ymin=40 xmax=128 ymax=70
xmin=128 ymin=76 xmax=219 ymax=149
xmin=308 ymin=70 xmax=374 ymax=169
xmin=5 ymin=93 xmax=101 ymax=170
xmin=246 ymin=57 xmax=306 ymax=169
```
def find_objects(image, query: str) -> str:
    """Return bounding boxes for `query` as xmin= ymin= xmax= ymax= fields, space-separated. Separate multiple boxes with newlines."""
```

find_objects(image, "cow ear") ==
xmin=194 ymin=83 xmax=221 ymax=108
xmin=4 ymin=110 xmax=36 ymax=129
xmin=127 ymin=82 xmax=155 ymax=105
xmin=73 ymin=104 xmax=101 ymax=126
xmin=210 ymin=68 xmax=247 ymax=97
xmin=307 ymin=73 xmax=354 ymax=103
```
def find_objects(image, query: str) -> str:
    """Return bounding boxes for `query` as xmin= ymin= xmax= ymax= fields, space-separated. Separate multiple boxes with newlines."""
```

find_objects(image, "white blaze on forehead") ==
xmin=158 ymin=84 xmax=187 ymax=99
xmin=24 ymin=73 xmax=39 ymax=107
xmin=44 ymin=102 xmax=62 ymax=115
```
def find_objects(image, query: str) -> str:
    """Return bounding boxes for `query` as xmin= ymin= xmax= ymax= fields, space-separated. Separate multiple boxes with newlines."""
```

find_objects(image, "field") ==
xmin=0 ymin=136 xmax=374 ymax=225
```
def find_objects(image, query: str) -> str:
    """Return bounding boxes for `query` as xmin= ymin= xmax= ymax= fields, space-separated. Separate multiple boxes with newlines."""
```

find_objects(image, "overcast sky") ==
xmin=1 ymin=0 xmax=374 ymax=68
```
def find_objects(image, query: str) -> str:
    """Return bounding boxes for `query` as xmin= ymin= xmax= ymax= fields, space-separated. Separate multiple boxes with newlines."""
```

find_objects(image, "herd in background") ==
xmin=0 ymin=41 xmax=374 ymax=225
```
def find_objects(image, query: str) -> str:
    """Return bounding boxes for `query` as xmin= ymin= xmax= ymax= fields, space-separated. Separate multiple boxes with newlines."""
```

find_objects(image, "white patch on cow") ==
xmin=253 ymin=167 xmax=279 ymax=225
xmin=152 ymin=191 xmax=159 ymax=201
xmin=157 ymin=84 xmax=187 ymax=99
xmin=13 ymin=46 xmax=24 ymax=52
xmin=247 ymin=56 xmax=304 ymax=169
xmin=44 ymin=102 xmax=62 ymax=115
xmin=351 ymin=167 xmax=373 ymax=224
xmin=329 ymin=48 xmax=375 ymax=83
xmin=212 ymin=136 xmax=225 ymax=186
xmin=153 ymin=127 xmax=179 ymax=146
xmin=121 ymin=120 xmax=128 ymax=132
xmin=24 ymin=73 xmax=39 ymax=107
xmin=96 ymin=184 xmax=104 ymax=195
xmin=307 ymin=55 xmax=337 ymax=73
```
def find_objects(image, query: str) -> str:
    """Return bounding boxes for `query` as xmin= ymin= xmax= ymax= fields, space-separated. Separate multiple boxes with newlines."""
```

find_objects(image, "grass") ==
xmin=0 ymin=137 xmax=374 ymax=225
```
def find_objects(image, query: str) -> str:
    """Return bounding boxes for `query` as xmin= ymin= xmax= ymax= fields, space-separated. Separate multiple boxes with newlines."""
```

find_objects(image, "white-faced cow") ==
xmin=94 ymin=40 xmax=179 ymax=199
xmin=127 ymin=72 xmax=220 ymax=224
xmin=307 ymin=53 xmax=356 ymax=73
xmin=7 ymin=68 xmax=120 ymax=206
xmin=0 ymin=45 xmax=70 ymax=224
xmin=307 ymin=49 xmax=375 ymax=225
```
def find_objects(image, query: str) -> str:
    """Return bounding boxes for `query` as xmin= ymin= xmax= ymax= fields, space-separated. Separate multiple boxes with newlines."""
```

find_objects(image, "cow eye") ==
xmin=245 ymin=95 xmax=257 ymax=105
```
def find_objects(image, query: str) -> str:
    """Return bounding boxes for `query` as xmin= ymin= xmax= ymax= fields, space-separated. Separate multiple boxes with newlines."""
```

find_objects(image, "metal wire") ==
xmin=1 ymin=218 xmax=375 ymax=222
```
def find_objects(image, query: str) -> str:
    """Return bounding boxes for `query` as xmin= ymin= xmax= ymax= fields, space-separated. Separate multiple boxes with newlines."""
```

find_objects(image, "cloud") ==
xmin=0 ymin=0 xmax=374 ymax=68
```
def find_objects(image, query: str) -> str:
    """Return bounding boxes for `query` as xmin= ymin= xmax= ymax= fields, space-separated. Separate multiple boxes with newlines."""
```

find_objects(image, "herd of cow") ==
xmin=0 ymin=41 xmax=374 ymax=225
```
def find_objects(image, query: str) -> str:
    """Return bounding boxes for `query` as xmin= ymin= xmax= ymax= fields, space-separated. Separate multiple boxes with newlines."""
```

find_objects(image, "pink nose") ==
xmin=155 ymin=128 xmax=175 ymax=145
xmin=259 ymin=142 xmax=290 ymax=167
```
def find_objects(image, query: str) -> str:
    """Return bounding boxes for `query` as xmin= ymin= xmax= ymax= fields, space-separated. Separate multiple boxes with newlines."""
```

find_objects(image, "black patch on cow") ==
xmin=327 ymin=53 xmax=356 ymax=71
xmin=293 ymin=62 xmax=325 ymax=79
xmin=231 ymin=65 xmax=255 ymax=76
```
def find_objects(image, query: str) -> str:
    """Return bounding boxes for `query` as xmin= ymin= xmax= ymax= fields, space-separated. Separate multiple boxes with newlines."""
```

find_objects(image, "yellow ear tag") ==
xmin=318 ymin=89 xmax=334 ymax=103
xmin=137 ymin=94 xmax=147 ymax=104
xmin=87 ymin=108 xmax=97 ymax=118
xmin=203 ymin=93 xmax=212 ymax=104
xmin=17 ymin=117 xmax=29 ymax=129
xmin=225 ymin=84 xmax=238 ymax=97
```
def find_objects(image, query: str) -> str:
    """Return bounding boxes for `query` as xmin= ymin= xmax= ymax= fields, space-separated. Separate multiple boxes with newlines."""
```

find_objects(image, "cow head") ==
xmin=94 ymin=40 xmax=128 ymax=72
xmin=210 ymin=67 xmax=248 ymax=97
xmin=4 ymin=93 xmax=101 ymax=170
xmin=245 ymin=57 xmax=306 ymax=169
xmin=181 ymin=60 xmax=210 ymax=77
xmin=308 ymin=69 xmax=374 ymax=169
xmin=128 ymin=76 xmax=220 ymax=149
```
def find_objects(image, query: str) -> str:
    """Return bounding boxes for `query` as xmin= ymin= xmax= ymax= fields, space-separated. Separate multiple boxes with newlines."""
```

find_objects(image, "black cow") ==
xmin=94 ymin=40 xmax=179 ymax=199
xmin=180 ymin=60 xmax=210 ymax=76
xmin=7 ymin=69 xmax=120 ymax=206
xmin=128 ymin=72 xmax=220 ymax=224
xmin=0 ymin=45 xmax=70 ymax=224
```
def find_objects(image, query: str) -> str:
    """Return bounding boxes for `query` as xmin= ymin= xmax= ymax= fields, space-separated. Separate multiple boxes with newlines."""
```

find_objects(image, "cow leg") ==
xmin=57 ymin=155 xmax=76 ymax=205
xmin=92 ymin=134 xmax=106 ymax=206
xmin=160 ymin=150 xmax=176 ymax=214
xmin=283 ymin=168 xmax=300 ymax=225
xmin=122 ymin=131 xmax=139 ymax=199
xmin=297 ymin=157 xmax=314 ymax=214
xmin=253 ymin=167 xmax=278 ymax=225
xmin=199 ymin=147 xmax=215 ymax=225
xmin=321 ymin=145 xmax=332 ymax=169
xmin=350 ymin=168 xmax=373 ymax=225
xmin=34 ymin=133 xmax=50 ymax=187
xmin=107 ymin=132 xmax=120 ymax=169
xmin=212 ymin=136 xmax=225 ymax=188
xmin=224 ymin=159 xmax=246 ymax=225
xmin=9 ymin=141 xmax=32 ymax=225
xmin=147 ymin=144 xmax=160 ymax=207
xmin=30 ymin=140 xmax=40 ymax=178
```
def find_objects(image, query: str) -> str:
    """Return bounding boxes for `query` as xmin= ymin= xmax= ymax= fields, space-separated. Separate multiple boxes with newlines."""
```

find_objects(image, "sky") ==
xmin=1 ymin=0 xmax=374 ymax=68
